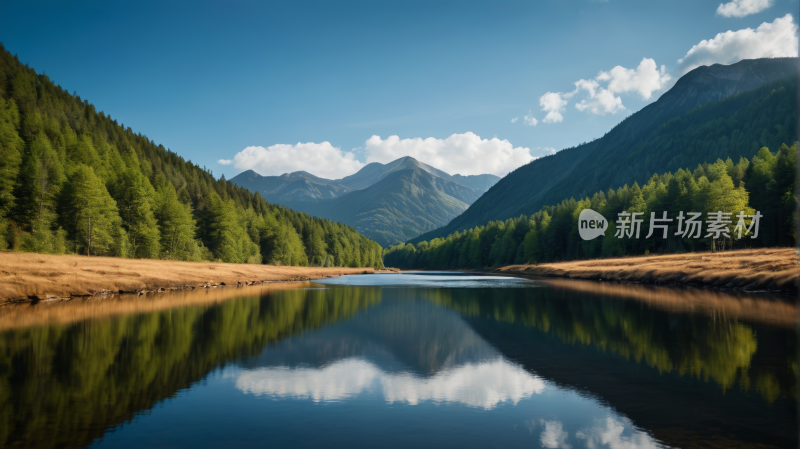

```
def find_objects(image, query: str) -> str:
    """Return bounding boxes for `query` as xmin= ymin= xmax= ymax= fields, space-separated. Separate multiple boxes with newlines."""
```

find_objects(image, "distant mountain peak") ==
xmin=281 ymin=170 xmax=314 ymax=178
xmin=389 ymin=157 xmax=412 ymax=164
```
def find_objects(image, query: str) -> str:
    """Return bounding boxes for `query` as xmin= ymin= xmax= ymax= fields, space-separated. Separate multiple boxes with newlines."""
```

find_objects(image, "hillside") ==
xmin=231 ymin=156 xmax=500 ymax=246
xmin=0 ymin=44 xmax=384 ymax=268
xmin=385 ymin=141 xmax=796 ymax=269
xmin=412 ymin=57 xmax=798 ymax=243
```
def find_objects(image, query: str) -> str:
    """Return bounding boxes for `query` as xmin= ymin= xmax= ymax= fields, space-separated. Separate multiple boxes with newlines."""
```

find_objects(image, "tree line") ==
xmin=384 ymin=144 xmax=796 ymax=269
xmin=0 ymin=44 xmax=383 ymax=268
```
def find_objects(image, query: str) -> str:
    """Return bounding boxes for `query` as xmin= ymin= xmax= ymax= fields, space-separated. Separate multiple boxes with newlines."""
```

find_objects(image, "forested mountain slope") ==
xmin=232 ymin=156 xmax=500 ymax=246
xmin=0 ymin=44 xmax=383 ymax=268
xmin=386 ymin=142 xmax=796 ymax=269
xmin=412 ymin=57 xmax=798 ymax=243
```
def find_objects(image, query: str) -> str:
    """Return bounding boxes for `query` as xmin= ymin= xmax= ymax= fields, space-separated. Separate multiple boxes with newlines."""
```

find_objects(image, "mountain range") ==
xmin=231 ymin=157 xmax=500 ymax=246
xmin=411 ymin=57 xmax=798 ymax=243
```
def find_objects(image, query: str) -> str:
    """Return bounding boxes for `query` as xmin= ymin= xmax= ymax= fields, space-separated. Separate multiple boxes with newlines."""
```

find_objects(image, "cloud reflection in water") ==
xmin=576 ymin=417 xmax=663 ymax=449
xmin=235 ymin=357 xmax=546 ymax=410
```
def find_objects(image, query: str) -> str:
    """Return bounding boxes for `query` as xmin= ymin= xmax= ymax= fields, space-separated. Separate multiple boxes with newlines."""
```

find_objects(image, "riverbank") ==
xmin=0 ymin=252 xmax=386 ymax=304
xmin=494 ymin=248 xmax=799 ymax=292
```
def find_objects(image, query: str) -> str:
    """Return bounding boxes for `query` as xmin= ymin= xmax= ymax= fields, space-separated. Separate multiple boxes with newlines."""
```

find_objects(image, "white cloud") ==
xmin=538 ymin=58 xmax=671 ymax=122
xmin=539 ymin=91 xmax=571 ymax=123
xmin=540 ymin=420 xmax=571 ymax=449
xmin=511 ymin=117 xmax=519 ymax=123
xmin=596 ymin=58 xmax=672 ymax=100
xmin=576 ymin=417 xmax=661 ymax=449
xmin=523 ymin=110 xmax=539 ymax=126
xmin=575 ymin=87 xmax=625 ymax=115
xmin=217 ymin=159 xmax=232 ymax=165
xmin=541 ymin=147 xmax=557 ymax=155
xmin=230 ymin=142 xmax=365 ymax=179
xmin=365 ymin=132 xmax=535 ymax=177
xmin=235 ymin=357 xmax=547 ymax=410
xmin=678 ymin=14 xmax=798 ymax=74
xmin=717 ymin=0 xmax=773 ymax=18
xmin=574 ymin=78 xmax=600 ymax=97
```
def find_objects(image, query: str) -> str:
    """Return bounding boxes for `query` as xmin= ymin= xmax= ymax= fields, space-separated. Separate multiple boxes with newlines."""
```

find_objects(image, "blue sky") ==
xmin=1 ymin=0 xmax=797 ymax=179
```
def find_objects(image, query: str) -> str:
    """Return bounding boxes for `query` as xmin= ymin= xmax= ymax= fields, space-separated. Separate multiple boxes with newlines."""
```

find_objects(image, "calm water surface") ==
xmin=0 ymin=273 xmax=795 ymax=448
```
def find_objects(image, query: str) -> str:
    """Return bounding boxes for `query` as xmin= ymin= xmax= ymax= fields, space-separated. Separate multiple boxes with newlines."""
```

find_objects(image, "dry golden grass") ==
xmin=496 ymin=247 xmax=799 ymax=291
xmin=0 ymin=252 xmax=381 ymax=304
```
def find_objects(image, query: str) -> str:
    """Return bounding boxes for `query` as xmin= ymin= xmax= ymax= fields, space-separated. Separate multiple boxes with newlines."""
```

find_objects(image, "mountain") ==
xmin=411 ymin=57 xmax=798 ymax=243
xmin=339 ymin=156 xmax=456 ymax=190
xmin=320 ymin=168 xmax=476 ymax=246
xmin=231 ymin=156 xmax=500 ymax=246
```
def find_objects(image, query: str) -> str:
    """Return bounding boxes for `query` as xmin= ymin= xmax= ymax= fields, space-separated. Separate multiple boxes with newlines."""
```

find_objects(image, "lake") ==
xmin=0 ymin=273 xmax=795 ymax=448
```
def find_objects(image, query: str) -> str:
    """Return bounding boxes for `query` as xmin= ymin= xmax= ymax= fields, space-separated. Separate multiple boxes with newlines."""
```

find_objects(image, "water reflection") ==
xmin=0 ymin=285 xmax=382 ymax=449
xmin=415 ymin=284 xmax=794 ymax=402
xmin=541 ymin=277 xmax=796 ymax=328
xmin=236 ymin=358 xmax=545 ymax=409
xmin=0 ymin=273 xmax=794 ymax=448
xmin=575 ymin=417 xmax=662 ymax=449
xmin=235 ymin=296 xmax=545 ymax=409
xmin=418 ymin=283 xmax=796 ymax=447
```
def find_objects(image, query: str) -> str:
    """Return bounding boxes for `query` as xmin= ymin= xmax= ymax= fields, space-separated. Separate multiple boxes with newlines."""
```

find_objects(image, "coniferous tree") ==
xmin=153 ymin=177 xmax=202 ymax=260
xmin=13 ymin=131 xmax=64 ymax=231
xmin=116 ymin=164 xmax=160 ymax=258
xmin=0 ymin=98 xmax=23 ymax=219
xmin=59 ymin=165 xmax=128 ymax=256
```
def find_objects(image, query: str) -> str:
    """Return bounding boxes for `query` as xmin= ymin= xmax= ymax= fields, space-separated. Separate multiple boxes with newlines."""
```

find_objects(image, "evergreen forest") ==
xmin=384 ymin=144 xmax=796 ymax=269
xmin=0 ymin=45 xmax=383 ymax=268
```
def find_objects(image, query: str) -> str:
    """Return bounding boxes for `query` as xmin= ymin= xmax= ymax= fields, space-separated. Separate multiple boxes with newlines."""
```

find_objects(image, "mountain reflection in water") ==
xmin=234 ymin=296 xmax=544 ymax=409
xmin=0 ymin=273 xmax=794 ymax=448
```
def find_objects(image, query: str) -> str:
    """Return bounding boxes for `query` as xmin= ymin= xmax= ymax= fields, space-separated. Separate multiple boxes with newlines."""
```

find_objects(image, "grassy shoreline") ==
xmin=493 ymin=248 xmax=799 ymax=293
xmin=0 ymin=252 xmax=385 ymax=304
xmin=3 ymin=248 xmax=796 ymax=306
